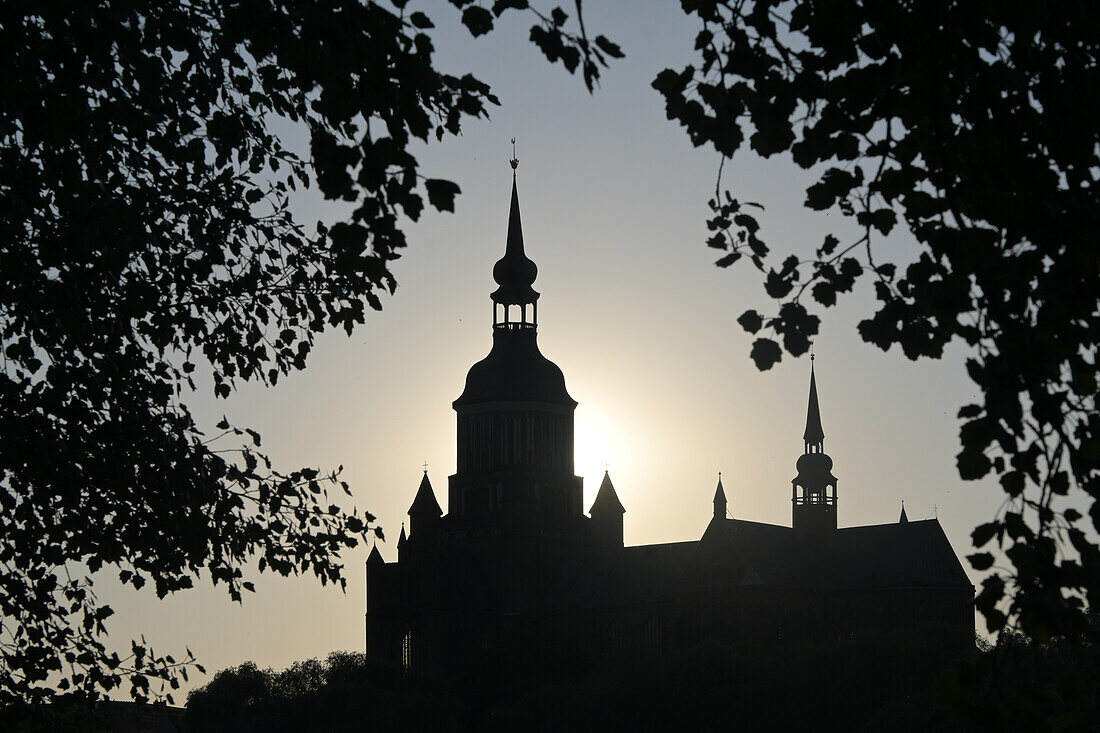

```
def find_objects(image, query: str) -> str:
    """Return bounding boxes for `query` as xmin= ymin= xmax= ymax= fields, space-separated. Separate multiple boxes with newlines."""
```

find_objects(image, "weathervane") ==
xmin=510 ymin=137 xmax=519 ymax=171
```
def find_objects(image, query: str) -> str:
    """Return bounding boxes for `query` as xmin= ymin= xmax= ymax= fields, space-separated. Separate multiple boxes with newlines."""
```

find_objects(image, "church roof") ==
xmin=375 ymin=517 xmax=971 ymax=618
xmin=538 ymin=518 xmax=971 ymax=610
xmin=409 ymin=472 xmax=442 ymax=517
xmin=589 ymin=471 xmax=625 ymax=515
xmin=804 ymin=363 xmax=825 ymax=445
xmin=701 ymin=517 xmax=971 ymax=590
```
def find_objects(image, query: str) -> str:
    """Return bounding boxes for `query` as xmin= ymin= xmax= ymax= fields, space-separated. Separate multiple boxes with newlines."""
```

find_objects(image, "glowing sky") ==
xmin=98 ymin=3 xmax=1003 ymax=699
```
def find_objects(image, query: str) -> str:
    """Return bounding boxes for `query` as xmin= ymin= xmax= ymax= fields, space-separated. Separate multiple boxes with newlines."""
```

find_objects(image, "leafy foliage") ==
xmin=0 ymin=0 xmax=614 ymax=706
xmin=656 ymin=1 xmax=1100 ymax=642
xmin=183 ymin=652 xmax=457 ymax=733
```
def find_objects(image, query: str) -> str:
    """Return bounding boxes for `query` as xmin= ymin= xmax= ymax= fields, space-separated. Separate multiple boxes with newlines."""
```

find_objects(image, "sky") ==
xmin=97 ymin=2 xmax=1005 ymax=700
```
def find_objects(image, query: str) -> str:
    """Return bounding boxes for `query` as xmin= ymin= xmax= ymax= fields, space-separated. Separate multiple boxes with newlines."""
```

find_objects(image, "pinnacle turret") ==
xmin=713 ymin=474 xmax=727 ymax=520
xmin=589 ymin=470 xmax=625 ymax=547
xmin=590 ymin=471 xmax=625 ymax=516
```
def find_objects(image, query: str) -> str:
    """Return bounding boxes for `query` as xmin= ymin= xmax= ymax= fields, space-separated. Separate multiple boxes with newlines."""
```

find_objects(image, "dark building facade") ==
xmin=365 ymin=169 xmax=974 ymax=676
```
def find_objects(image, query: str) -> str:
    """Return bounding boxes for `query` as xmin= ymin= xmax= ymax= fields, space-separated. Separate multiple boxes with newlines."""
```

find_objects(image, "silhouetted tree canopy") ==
xmin=4 ymin=0 xmax=1096 ymax=715
xmin=0 ymin=0 xmax=616 ymax=705
xmin=654 ymin=1 xmax=1099 ymax=645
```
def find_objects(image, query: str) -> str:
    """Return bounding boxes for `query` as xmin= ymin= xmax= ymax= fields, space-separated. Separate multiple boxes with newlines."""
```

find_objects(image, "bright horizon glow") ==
xmin=94 ymin=3 xmax=1004 ymax=702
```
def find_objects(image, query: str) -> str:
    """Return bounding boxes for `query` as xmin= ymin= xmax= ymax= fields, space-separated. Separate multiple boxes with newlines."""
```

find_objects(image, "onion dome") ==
xmin=454 ymin=327 xmax=575 ymax=407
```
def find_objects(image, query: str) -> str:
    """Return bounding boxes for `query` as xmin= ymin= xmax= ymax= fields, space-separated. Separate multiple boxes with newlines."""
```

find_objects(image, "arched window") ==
xmin=402 ymin=630 xmax=413 ymax=670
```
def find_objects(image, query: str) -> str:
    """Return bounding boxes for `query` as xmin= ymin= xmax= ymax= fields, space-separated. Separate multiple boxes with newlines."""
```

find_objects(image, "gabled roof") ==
xmin=409 ymin=472 xmax=442 ymax=517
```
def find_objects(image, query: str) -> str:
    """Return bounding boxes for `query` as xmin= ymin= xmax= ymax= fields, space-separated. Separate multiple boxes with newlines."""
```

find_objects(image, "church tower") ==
xmin=791 ymin=357 xmax=838 ymax=533
xmin=447 ymin=158 xmax=584 ymax=527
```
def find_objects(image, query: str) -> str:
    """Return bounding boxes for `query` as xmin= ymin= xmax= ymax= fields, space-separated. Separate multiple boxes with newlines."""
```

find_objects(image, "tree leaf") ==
xmin=425 ymin=179 xmax=461 ymax=212
xmin=749 ymin=338 xmax=782 ymax=370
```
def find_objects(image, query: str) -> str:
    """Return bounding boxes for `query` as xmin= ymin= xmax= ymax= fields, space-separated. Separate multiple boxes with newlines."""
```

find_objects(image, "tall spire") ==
xmin=791 ymin=356 xmax=838 ymax=534
xmin=803 ymin=360 xmax=825 ymax=448
xmin=492 ymin=150 xmax=539 ymax=308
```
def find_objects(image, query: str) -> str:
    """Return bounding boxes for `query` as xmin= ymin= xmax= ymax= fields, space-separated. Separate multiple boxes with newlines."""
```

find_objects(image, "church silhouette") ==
xmin=365 ymin=167 xmax=974 ymax=675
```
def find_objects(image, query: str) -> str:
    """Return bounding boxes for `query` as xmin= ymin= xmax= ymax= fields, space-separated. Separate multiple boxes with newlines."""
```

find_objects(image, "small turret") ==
xmin=589 ymin=471 xmax=625 ymax=547
xmin=713 ymin=474 xmax=727 ymax=521
xmin=408 ymin=472 xmax=442 ymax=542
xmin=367 ymin=542 xmax=384 ymax=567
xmin=899 ymin=502 xmax=909 ymax=524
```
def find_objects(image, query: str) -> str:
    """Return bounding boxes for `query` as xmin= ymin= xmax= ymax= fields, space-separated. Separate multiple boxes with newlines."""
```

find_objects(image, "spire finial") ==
xmin=510 ymin=138 xmax=519 ymax=172
xmin=810 ymin=339 xmax=815 ymax=362
xmin=422 ymin=461 xmax=428 ymax=474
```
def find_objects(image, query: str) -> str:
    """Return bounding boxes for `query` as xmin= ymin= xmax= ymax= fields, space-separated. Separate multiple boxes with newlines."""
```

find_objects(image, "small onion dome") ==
xmin=491 ymin=178 xmax=540 ymax=305
xmin=793 ymin=451 xmax=837 ymax=491
xmin=796 ymin=452 xmax=834 ymax=474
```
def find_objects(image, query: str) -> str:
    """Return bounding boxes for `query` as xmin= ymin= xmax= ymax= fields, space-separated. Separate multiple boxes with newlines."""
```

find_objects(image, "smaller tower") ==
xmin=713 ymin=474 xmax=727 ymax=520
xmin=791 ymin=357 xmax=838 ymax=534
xmin=899 ymin=502 xmax=909 ymax=523
xmin=589 ymin=471 xmax=625 ymax=547
xmin=408 ymin=471 xmax=442 ymax=542
xmin=366 ymin=542 xmax=384 ymax=567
